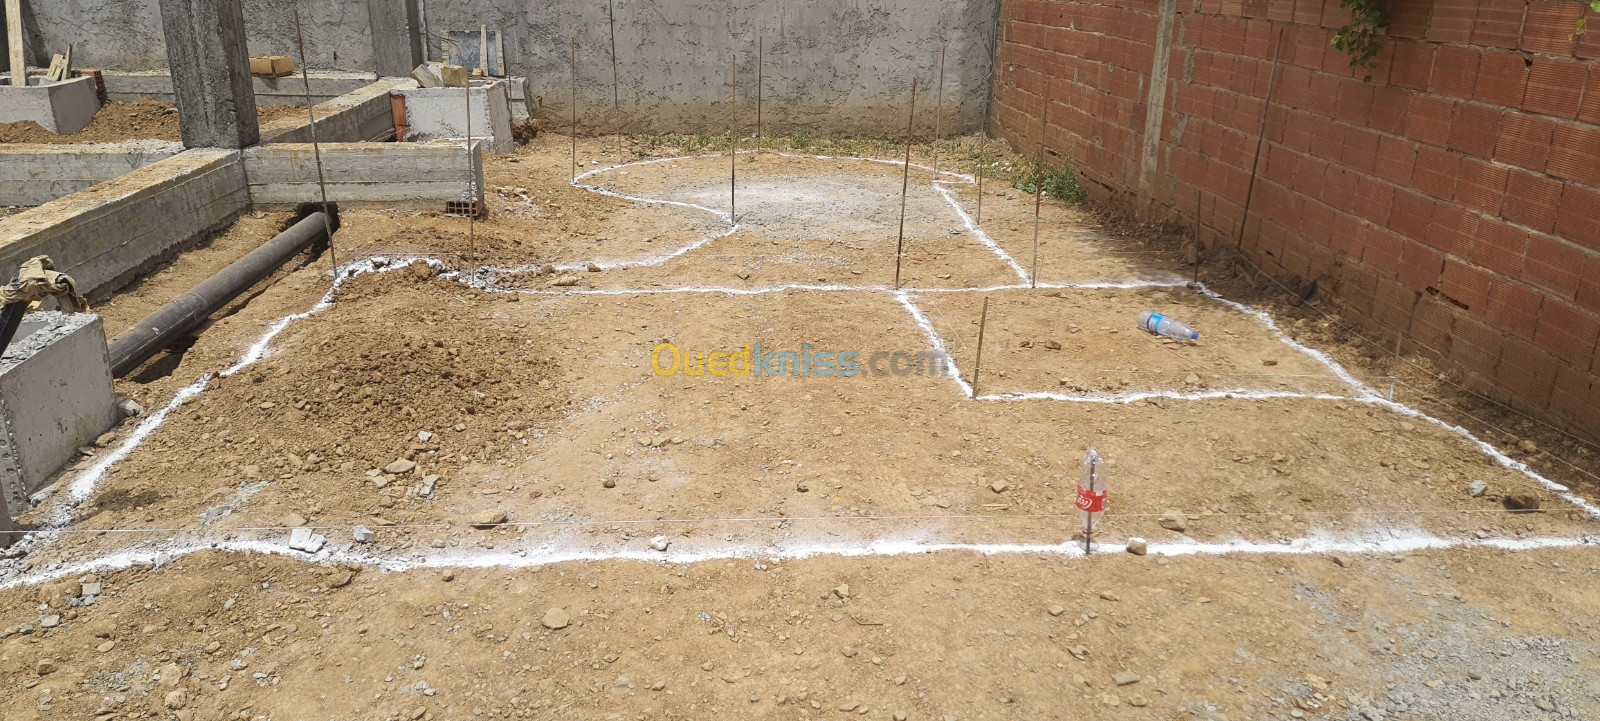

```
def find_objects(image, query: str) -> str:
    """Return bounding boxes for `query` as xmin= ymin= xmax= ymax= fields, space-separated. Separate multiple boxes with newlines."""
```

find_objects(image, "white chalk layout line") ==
xmin=6 ymin=153 xmax=1595 ymax=584
xmin=2 ymin=529 xmax=1595 ymax=591
xmin=563 ymin=152 xmax=1030 ymax=282
xmin=891 ymin=286 xmax=1600 ymax=523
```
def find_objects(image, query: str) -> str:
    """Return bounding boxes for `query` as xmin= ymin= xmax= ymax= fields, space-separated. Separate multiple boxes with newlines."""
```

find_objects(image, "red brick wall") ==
xmin=992 ymin=0 xmax=1600 ymax=439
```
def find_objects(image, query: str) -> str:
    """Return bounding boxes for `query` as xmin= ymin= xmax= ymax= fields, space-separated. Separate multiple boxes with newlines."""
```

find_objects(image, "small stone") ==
xmin=117 ymin=397 xmax=146 ymax=418
xmin=87 ymin=620 xmax=116 ymax=638
xmin=1125 ymin=537 xmax=1148 ymax=555
xmin=1158 ymin=511 xmax=1187 ymax=532
xmin=1112 ymin=671 xmax=1140 ymax=686
xmin=841 ymin=646 xmax=858 ymax=658
xmin=417 ymin=431 xmax=434 ymax=443
xmin=96 ymin=640 xmax=115 ymax=653
xmin=1518 ymin=439 xmax=1538 ymax=453
xmin=839 ymin=702 xmax=860 ymax=712
xmin=164 ymin=690 xmax=188 ymax=710
xmin=352 ymin=525 xmax=375 ymax=543
xmin=1331 ymin=555 xmax=1353 ymax=568
xmin=80 ymin=582 xmax=102 ymax=597
xmin=39 ymin=615 xmax=60 ymax=628
xmin=832 ymin=584 xmax=850 ymax=599
xmin=472 ymin=510 xmax=508 ymax=528
xmin=418 ymin=475 xmax=439 ymax=497
xmin=586 ymin=262 xmax=602 ymax=272
xmin=1128 ymin=694 xmax=1149 ymax=707
xmin=1468 ymin=480 xmax=1488 ymax=498
xmin=649 ymin=536 xmax=670 ymax=551
xmin=1048 ymin=605 xmax=1066 ymax=617
xmin=1099 ymin=693 xmax=1120 ymax=707
xmin=542 ymin=608 xmax=570 ymax=630
xmin=36 ymin=659 xmax=56 ymax=675
xmin=989 ymin=481 xmax=1009 ymax=494
xmin=602 ymin=479 xmax=616 ymax=489
xmin=384 ymin=459 xmax=417 ymax=474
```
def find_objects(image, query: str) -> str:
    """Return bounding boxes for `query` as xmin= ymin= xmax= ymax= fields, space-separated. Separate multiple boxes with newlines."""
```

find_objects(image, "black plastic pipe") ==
xmin=107 ymin=211 xmax=334 ymax=377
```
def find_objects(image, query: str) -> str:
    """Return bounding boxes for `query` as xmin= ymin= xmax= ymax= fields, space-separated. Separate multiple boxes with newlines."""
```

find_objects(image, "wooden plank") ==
xmin=5 ymin=0 xmax=24 ymax=88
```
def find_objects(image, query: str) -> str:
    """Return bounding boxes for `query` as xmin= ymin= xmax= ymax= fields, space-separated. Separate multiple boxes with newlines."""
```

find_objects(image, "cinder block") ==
xmin=1534 ymin=297 xmax=1600 ymax=362
xmin=1486 ymin=277 xmax=1544 ymax=340
xmin=1556 ymin=183 xmax=1600 ymax=252
xmin=0 ymin=312 xmax=119 ymax=516
xmin=1499 ymin=169 xmax=1563 ymax=233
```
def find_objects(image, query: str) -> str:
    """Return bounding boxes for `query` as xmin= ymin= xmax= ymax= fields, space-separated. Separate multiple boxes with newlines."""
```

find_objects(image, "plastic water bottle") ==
xmin=1138 ymin=311 xmax=1198 ymax=342
xmin=1077 ymin=448 xmax=1107 ymax=543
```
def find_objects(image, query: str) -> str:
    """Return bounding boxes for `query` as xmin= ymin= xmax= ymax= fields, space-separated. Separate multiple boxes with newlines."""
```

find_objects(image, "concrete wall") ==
xmin=0 ymin=150 xmax=249 ymax=300
xmin=19 ymin=0 xmax=1000 ymax=134
xmin=0 ymin=312 xmax=118 ymax=514
xmin=991 ymin=0 xmax=1600 ymax=441
xmin=0 ymin=141 xmax=184 ymax=206
xmin=14 ymin=0 xmax=370 ymax=72
xmin=242 ymin=141 xmax=484 ymax=206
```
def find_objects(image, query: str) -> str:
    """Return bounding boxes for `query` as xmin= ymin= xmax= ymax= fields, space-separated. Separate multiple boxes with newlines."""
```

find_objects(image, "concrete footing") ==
xmin=0 ymin=76 xmax=103 ymax=135
xmin=0 ymin=312 xmax=118 ymax=516
xmin=0 ymin=150 xmax=249 ymax=300
xmin=242 ymin=141 xmax=484 ymax=206
xmin=394 ymin=80 xmax=515 ymax=153
xmin=0 ymin=141 xmax=185 ymax=207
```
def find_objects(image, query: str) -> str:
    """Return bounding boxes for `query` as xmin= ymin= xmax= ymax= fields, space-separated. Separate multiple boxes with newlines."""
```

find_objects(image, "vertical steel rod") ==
xmin=1030 ymin=81 xmax=1051 ymax=289
xmin=465 ymin=49 xmax=476 ymax=249
xmin=730 ymin=52 xmax=738 ymax=225
xmin=756 ymin=36 xmax=764 ymax=153
xmin=933 ymin=45 xmax=946 ymax=174
xmin=1236 ymin=26 xmax=1285 ymax=252
xmin=972 ymin=296 xmax=990 ymax=399
xmin=608 ymin=0 xmax=621 ymax=164
xmin=894 ymin=81 xmax=917 ymax=290
xmin=570 ymin=40 xmax=578 ymax=183
xmin=292 ymin=8 xmax=337 ymax=273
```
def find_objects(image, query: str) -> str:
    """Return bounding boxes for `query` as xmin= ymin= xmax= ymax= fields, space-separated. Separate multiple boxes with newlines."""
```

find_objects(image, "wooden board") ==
xmin=6 ymin=0 xmax=26 ymax=88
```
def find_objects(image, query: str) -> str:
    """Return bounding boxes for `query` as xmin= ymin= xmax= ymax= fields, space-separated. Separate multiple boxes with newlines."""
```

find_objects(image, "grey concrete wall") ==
xmin=0 ymin=141 xmax=185 ymax=206
xmin=0 ymin=150 xmax=249 ymax=300
xmin=16 ymin=0 xmax=368 ymax=72
xmin=0 ymin=312 xmax=118 ymax=514
xmin=242 ymin=141 xmax=483 ymax=206
xmin=23 ymin=0 xmax=999 ymax=135
xmin=425 ymin=0 xmax=999 ymax=134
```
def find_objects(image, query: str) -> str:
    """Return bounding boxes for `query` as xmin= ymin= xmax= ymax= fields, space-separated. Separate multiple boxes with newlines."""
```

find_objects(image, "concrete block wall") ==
xmin=259 ymin=77 xmax=415 ymax=144
xmin=991 ymin=0 xmax=1600 ymax=440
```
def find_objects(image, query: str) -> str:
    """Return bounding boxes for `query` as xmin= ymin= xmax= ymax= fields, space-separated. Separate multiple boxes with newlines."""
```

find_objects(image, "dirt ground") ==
xmin=0 ymin=100 xmax=306 ymax=144
xmin=1 ymin=134 xmax=1598 ymax=721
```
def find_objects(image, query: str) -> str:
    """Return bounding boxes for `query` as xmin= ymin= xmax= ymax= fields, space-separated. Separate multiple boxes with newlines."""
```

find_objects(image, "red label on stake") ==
xmin=1076 ymin=487 xmax=1106 ymax=513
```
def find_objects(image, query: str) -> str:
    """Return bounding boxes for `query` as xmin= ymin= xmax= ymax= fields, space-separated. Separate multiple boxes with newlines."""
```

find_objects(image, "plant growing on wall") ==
xmin=1330 ymin=0 xmax=1390 ymax=81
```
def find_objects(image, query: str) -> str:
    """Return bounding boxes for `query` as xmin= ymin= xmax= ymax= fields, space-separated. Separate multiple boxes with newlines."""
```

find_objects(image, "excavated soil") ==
xmin=0 ymin=100 xmax=306 ymax=144
xmin=1 ymin=134 xmax=1598 ymax=721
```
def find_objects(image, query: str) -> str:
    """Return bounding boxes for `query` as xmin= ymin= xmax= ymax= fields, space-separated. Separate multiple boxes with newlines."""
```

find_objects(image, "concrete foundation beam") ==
xmin=0 ymin=141 xmax=184 ymax=206
xmin=260 ymin=77 xmax=416 ymax=144
xmin=0 ymin=75 xmax=101 ymax=135
xmin=0 ymin=312 xmax=119 ymax=516
xmin=242 ymin=141 xmax=484 ymax=206
xmin=0 ymin=149 xmax=249 ymax=300
xmin=157 ymin=0 xmax=259 ymax=148
xmin=101 ymin=70 xmax=378 ymax=106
